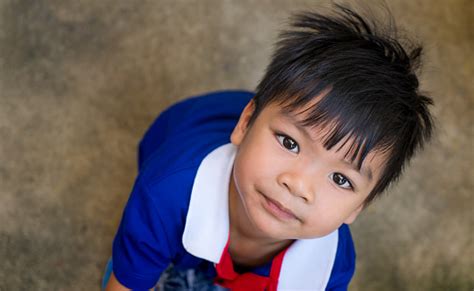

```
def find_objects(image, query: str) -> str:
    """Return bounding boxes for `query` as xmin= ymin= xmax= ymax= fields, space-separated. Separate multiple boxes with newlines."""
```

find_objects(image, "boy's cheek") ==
xmin=343 ymin=204 xmax=364 ymax=224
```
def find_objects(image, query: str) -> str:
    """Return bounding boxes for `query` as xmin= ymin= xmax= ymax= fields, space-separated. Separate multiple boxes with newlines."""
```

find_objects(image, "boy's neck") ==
xmin=228 ymin=169 xmax=294 ymax=269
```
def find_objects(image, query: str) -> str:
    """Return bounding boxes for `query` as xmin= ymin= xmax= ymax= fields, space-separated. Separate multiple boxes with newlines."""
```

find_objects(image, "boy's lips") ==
xmin=260 ymin=192 xmax=299 ymax=221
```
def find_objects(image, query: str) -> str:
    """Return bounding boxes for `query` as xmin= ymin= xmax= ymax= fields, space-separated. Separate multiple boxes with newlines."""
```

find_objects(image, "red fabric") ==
xmin=214 ymin=238 xmax=290 ymax=291
xmin=268 ymin=247 xmax=287 ymax=291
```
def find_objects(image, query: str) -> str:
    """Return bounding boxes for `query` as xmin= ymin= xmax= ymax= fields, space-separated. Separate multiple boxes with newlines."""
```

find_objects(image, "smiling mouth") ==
xmin=260 ymin=192 xmax=299 ymax=221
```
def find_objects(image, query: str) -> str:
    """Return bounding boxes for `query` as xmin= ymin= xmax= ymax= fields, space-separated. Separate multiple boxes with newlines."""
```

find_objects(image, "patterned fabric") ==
xmin=156 ymin=264 xmax=228 ymax=291
xmin=102 ymin=258 xmax=229 ymax=291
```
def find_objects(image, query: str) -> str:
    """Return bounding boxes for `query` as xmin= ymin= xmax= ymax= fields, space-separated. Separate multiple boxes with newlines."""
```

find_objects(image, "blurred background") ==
xmin=0 ymin=0 xmax=472 ymax=290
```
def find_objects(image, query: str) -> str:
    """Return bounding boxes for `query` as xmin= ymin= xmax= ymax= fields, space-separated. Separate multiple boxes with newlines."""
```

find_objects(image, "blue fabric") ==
xmin=110 ymin=90 xmax=356 ymax=290
xmin=326 ymin=224 xmax=356 ymax=290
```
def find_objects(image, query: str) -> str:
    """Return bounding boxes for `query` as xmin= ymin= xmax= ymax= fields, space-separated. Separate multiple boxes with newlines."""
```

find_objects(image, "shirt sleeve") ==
xmin=112 ymin=178 xmax=174 ymax=290
xmin=325 ymin=224 xmax=356 ymax=291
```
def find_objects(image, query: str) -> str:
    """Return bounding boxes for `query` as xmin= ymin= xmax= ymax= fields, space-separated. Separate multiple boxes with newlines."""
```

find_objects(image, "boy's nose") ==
xmin=277 ymin=172 xmax=314 ymax=203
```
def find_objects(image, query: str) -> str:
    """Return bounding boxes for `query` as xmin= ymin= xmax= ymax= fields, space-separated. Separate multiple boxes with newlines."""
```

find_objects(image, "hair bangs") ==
xmin=278 ymin=88 xmax=396 ymax=170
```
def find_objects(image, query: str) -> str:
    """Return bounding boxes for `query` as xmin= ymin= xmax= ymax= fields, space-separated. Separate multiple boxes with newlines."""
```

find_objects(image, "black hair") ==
xmin=249 ymin=4 xmax=434 ymax=205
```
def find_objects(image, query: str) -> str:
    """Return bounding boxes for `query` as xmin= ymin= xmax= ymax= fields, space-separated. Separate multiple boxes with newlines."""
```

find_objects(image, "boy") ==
xmin=104 ymin=4 xmax=434 ymax=291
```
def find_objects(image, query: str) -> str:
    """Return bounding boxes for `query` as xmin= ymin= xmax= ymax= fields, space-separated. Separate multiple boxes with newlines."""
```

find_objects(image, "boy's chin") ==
xmin=249 ymin=213 xmax=299 ymax=239
xmin=254 ymin=220 xmax=340 ymax=240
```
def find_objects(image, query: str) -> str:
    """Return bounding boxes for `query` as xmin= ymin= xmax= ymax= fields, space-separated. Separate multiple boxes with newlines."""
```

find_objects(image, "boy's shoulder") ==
xmin=137 ymin=90 xmax=253 ymax=184
xmin=130 ymin=90 xmax=253 ymax=222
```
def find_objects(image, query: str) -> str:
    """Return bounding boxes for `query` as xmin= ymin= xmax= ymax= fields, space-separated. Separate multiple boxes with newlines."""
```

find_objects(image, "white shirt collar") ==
xmin=182 ymin=143 xmax=338 ymax=290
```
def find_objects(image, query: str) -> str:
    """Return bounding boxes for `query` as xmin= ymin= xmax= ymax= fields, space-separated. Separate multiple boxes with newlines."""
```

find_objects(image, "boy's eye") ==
xmin=276 ymin=134 xmax=299 ymax=153
xmin=330 ymin=173 xmax=353 ymax=190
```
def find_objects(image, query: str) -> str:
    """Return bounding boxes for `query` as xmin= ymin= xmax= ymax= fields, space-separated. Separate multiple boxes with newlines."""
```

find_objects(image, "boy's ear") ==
xmin=231 ymin=100 xmax=255 ymax=146
xmin=343 ymin=203 xmax=365 ymax=224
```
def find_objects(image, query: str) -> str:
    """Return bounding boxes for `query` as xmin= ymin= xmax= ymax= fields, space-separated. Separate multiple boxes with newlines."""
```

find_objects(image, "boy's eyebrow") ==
xmin=280 ymin=110 xmax=373 ymax=182
xmin=342 ymin=159 xmax=373 ymax=182
xmin=280 ymin=110 xmax=316 ymax=142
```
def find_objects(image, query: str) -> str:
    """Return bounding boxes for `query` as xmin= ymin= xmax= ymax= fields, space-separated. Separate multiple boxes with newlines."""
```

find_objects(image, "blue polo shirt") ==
xmin=112 ymin=90 xmax=356 ymax=290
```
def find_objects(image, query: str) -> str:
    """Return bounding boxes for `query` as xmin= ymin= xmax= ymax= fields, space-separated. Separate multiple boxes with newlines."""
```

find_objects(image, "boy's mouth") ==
xmin=260 ymin=192 xmax=299 ymax=221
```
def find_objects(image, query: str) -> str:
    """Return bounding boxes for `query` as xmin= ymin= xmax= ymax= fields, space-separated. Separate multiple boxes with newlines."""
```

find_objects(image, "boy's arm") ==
xmin=105 ymin=272 xmax=155 ymax=291
xmin=111 ymin=179 xmax=175 ymax=289
xmin=105 ymin=272 xmax=130 ymax=291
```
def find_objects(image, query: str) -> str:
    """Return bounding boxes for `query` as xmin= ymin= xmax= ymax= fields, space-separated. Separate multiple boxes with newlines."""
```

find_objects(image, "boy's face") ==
xmin=230 ymin=99 xmax=387 ymax=239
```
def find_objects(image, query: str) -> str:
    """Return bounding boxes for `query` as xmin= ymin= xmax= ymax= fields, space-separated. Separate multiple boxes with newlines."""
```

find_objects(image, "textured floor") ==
xmin=0 ymin=0 xmax=472 ymax=290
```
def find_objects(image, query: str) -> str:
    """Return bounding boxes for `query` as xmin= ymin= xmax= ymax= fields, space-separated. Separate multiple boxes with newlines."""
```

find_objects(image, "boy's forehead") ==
xmin=268 ymin=100 xmax=332 ymax=141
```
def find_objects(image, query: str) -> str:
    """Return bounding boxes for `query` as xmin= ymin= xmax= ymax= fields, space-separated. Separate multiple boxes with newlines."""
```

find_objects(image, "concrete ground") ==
xmin=0 ymin=0 xmax=472 ymax=290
